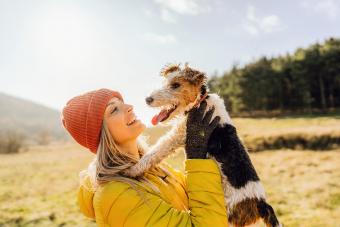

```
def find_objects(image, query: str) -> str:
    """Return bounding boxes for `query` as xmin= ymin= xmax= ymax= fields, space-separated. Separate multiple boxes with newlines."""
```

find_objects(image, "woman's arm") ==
xmin=185 ymin=159 xmax=227 ymax=226
xmin=77 ymin=100 xmax=227 ymax=226
xmin=77 ymin=174 xmax=95 ymax=219
xmin=93 ymin=159 xmax=227 ymax=227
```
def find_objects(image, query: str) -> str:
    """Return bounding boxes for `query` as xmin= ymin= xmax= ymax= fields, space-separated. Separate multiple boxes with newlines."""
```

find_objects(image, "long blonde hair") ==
xmin=81 ymin=120 xmax=164 ymax=193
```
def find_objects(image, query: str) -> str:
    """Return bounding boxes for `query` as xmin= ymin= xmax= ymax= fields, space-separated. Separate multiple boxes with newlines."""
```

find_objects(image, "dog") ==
xmin=123 ymin=63 xmax=281 ymax=227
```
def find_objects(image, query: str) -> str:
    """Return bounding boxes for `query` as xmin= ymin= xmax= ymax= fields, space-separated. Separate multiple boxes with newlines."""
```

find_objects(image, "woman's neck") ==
xmin=117 ymin=140 xmax=140 ymax=160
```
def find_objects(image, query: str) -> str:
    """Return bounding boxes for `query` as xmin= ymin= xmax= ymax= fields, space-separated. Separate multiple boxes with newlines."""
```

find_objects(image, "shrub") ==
xmin=245 ymin=131 xmax=340 ymax=152
xmin=0 ymin=131 xmax=25 ymax=154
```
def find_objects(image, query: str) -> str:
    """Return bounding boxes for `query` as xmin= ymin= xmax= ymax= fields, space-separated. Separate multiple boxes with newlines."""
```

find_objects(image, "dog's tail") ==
xmin=257 ymin=200 xmax=282 ymax=227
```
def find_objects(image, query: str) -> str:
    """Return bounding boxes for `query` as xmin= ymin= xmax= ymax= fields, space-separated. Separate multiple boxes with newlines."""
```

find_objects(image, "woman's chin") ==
xmin=139 ymin=121 xmax=146 ymax=131
xmin=131 ymin=120 xmax=146 ymax=133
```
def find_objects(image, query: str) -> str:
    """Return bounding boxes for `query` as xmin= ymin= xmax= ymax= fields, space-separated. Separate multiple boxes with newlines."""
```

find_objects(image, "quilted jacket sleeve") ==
xmin=92 ymin=159 xmax=227 ymax=227
xmin=77 ymin=174 xmax=95 ymax=219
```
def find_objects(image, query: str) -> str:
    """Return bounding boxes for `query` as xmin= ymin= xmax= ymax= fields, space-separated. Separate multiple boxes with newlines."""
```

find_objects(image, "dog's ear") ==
xmin=183 ymin=66 xmax=207 ymax=85
xmin=193 ymin=72 xmax=208 ymax=86
xmin=160 ymin=63 xmax=181 ymax=77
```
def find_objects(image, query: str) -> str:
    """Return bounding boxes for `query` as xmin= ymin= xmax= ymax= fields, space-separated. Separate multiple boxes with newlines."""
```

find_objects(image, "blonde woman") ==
xmin=62 ymin=88 xmax=227 ymax=227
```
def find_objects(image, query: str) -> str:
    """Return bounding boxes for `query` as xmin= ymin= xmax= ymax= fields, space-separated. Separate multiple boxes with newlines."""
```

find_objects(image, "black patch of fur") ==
xmin=207 ymin=124 xmax=260 ymax=188
xmin=257 ymin=199 xmax=281 ymax=227
xmin=200 ymin=85 xmax=207 ymax=96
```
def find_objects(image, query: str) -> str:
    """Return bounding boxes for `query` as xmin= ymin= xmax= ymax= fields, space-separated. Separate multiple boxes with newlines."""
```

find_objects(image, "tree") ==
xmin=208 ymin=37 xmax=340 ymax=114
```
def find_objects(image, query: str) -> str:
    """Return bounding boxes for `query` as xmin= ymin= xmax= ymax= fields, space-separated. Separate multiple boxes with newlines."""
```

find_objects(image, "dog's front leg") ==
xmin=123 ymin=118 xmax=187 ymax=177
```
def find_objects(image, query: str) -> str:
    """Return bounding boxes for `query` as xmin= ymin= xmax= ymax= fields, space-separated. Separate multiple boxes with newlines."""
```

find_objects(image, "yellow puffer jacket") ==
xmin=78 ymin=159 xmax=228 ymax=227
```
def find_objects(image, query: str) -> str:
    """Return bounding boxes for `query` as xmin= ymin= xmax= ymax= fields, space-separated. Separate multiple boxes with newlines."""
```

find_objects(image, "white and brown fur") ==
xmin=123 ymin=63 xmax=281 ymax=227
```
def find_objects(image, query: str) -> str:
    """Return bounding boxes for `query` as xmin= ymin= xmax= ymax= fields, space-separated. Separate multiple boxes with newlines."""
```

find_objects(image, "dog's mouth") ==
xmin=151 ymin=104 xmax=178 ymax=125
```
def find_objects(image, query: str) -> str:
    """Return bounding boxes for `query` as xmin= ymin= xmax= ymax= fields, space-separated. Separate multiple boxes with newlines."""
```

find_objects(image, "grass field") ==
xmin=145 ymin=115 xmax=340 ymax=139
xmin=0 ymin=116 xmax=339 ymax=227
xmin=145 ymin=115 xmax=340 ymax=151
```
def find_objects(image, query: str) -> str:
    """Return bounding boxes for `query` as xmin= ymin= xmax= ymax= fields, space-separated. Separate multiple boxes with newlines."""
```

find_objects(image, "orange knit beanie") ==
xmin=61 ymin=88 xmax=124 ymax=153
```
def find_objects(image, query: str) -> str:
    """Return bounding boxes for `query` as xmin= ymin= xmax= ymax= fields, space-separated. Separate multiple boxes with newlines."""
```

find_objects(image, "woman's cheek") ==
xmin=107 ymin=117 xmax=145 ymax=143
xmin=107 ymin=118 xmax=126 ymax=143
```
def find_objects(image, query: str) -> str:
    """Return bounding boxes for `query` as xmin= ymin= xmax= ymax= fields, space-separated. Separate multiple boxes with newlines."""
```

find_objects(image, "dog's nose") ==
xmin=146 ymin=97 xmax=154 ymax=105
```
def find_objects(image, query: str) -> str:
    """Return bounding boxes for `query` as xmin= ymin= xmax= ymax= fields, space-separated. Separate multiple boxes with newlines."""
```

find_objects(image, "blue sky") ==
xmin=0 ymin=0 xmax=339 ymax=126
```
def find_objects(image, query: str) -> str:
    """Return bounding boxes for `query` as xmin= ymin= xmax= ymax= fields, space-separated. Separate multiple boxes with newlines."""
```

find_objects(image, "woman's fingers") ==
xmin=197 ymin=100 xmax=207 ymax=115
xmin=202 ymin=106 xmax=215 ymax=124
xmin=209 ymin=116 xmax=220 ymax=130
xmin=188 ymin=100 xmax=206 ymax=121
xmin=189 ymin=100 xmax=207 ymax=121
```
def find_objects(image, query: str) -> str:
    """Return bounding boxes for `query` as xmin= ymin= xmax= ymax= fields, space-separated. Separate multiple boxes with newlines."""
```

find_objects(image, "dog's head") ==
xmin=146 ymin=63 xmax=208 ymax=125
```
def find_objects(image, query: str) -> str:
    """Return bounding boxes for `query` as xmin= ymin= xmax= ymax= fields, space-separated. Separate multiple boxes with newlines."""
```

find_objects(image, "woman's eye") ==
xmin=171 ymin=83 xmax=180 ymax=89
xmin=111 ymin=107 xmax=118 ymax=114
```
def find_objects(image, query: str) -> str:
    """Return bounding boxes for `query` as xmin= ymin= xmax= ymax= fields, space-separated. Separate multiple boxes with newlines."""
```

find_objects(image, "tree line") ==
xmin=208 ymin=37 xmax=340 ymax=115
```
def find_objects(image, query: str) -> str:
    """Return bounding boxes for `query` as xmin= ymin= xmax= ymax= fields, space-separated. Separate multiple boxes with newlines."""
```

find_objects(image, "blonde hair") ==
xmin=80 ymin=120 xmax=166 ymax=193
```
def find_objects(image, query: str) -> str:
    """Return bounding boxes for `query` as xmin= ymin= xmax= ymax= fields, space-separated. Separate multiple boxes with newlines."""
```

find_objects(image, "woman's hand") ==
xmin=185 ymin=100 xmax=220 ymax=159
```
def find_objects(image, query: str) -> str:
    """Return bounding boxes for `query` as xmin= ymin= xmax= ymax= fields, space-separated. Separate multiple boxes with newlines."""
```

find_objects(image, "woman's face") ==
xmin=104 ymin=97 xmax=146 ymax=144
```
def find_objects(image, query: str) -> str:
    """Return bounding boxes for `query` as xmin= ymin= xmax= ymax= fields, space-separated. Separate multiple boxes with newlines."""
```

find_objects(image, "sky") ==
xmin=0 ymin=0 xmax=339 ymax=126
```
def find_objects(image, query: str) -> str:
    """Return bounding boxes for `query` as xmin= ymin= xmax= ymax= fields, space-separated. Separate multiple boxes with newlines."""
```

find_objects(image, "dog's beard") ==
xmin=149 ymin=91 xmax=204 ymax=126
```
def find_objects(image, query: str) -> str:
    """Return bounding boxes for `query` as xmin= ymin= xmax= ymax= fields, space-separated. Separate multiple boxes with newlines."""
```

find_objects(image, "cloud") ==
xmin=153 ymin=0 xmax=212 ymax=23
xmin=142 ymin=8 xmax=155 ymax=18
xmin=243 ymin=24 xmax=259 ymax=36
xmin=161 ymin=8 xmax=177 ymax=23
xmin=154 ymin=0 xmax=207 ymax=15
xmin=301 ymin=0 xmax=338 ymax=20
xmin=243 ymin=5 xmax=283 ymax=36
xmin=143 ymin=33 xmax=177 ymax=44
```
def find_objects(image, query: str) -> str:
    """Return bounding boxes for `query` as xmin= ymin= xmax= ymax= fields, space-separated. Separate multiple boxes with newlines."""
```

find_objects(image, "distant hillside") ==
xmin=0 ymin=92 xmax=67 ymax=143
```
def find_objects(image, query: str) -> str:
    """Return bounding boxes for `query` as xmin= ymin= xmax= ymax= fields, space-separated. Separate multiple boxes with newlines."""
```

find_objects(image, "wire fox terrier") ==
xmin=124 ymin=63 xmax=281 ymax=227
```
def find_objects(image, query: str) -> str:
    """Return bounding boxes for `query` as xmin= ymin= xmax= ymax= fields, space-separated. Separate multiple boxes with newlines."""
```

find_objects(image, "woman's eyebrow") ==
xmin=107 ymin=101 xmax=117 ymax=107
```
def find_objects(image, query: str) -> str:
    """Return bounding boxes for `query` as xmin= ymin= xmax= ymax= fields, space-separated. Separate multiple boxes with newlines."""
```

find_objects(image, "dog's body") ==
xmin=123 ymin=64 xmax=281 ymax=227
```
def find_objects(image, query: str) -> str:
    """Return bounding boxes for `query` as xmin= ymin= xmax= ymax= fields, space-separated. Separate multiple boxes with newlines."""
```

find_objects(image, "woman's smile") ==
xmin=104 ymin=97 xmax=146 ymax=144
xmin=126 ymin=114 xmax=138 ymax=126
xmin=127 ymin=118 xmax=140 ymax=126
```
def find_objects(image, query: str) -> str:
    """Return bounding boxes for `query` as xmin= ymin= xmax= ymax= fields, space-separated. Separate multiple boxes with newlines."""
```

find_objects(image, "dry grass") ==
xmin=145 ymin=116 xmax=340 ymax=151
xmin=0 ymin=116 xmax=339 ymax=226
xmin=233 ymin=116 xmax=339 ymax=137
xmin=251 ymin=150 xmax=340 ymax=227
xmin=144 ymin=116 xmax=340 ymax=139
xmin=164 ymin=148 xmax=340 ymax=227
xmin=0 ymin=143 xmax=339 ymax=227
xmin=0 ymin=143 xmax=97 ymax=227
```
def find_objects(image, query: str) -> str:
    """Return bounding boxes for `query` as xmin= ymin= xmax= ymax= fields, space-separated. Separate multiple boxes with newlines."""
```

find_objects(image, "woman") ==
xmin=62 ymin=88 xmax=228 ymax=227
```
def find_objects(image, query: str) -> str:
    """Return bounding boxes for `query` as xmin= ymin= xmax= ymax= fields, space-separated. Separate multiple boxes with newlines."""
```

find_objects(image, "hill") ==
xmin=0 ymin=92 xmax=67 ymax=144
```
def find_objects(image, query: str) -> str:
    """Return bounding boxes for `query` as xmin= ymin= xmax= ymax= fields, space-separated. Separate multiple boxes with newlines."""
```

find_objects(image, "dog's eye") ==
xmin=170 ymin=83 xmax=180 ymax=89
